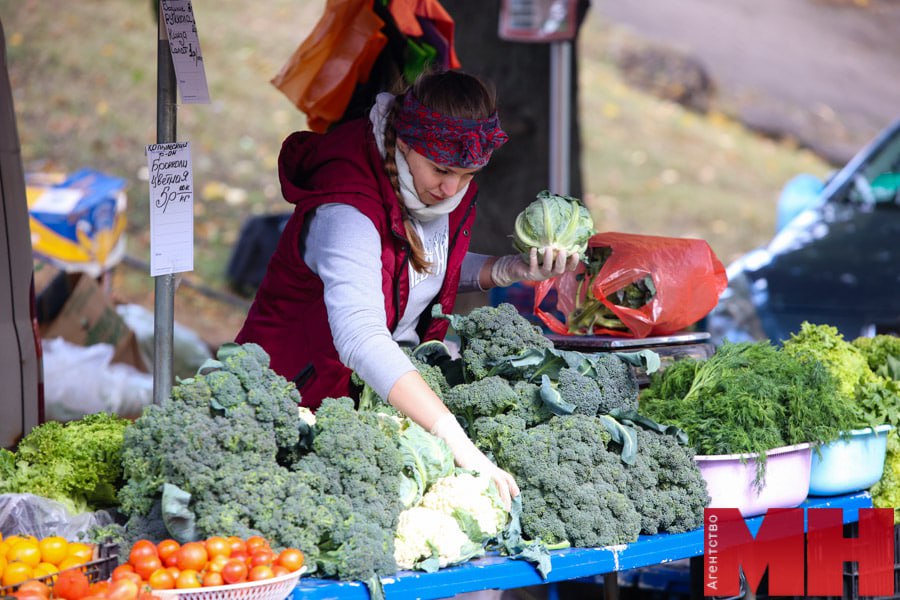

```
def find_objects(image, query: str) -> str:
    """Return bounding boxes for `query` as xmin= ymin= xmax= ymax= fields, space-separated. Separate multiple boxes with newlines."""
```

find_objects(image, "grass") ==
xmin=2 ymin=1 xmax=833 ymax=345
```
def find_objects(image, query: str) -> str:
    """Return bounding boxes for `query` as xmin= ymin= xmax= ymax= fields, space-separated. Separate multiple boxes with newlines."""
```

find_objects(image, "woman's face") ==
xmin=397 ymin=139 xmax=482 ymax=205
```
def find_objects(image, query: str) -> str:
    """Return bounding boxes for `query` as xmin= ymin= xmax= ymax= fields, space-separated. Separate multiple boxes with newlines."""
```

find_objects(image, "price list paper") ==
xmin=160 ymin=0 xmax=210 ymax=104
xmin=147 ymin=142 xmax=194 ymax=276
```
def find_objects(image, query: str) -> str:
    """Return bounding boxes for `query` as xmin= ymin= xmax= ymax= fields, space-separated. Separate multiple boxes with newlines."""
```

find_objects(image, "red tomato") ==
xmin=106 ymin=579 xmax=140 ymax=600
xmin=201 ymin=571 xmax=224 ymax=587
xmin=87 ymin=581 xmax=110 ymax=597
xmin=204 ymin=536 xmax=231 ymax=559
xmin=174 ymin=569 xmax=202 ymax=589
xmin=206 ymin=555 xmax=229 ymax=574
xmin=128 ymin=540 xmax=159 ymax=565
xmin=156 ymin=540 xmax=180 ymax=567
xmin=113 ymin=571 xmax=144 ymax=588
xmin=15 ymin=593 xmax=50 ymax=600
xmin=271 ymin=565 xmax=290 ymax=577
xmin=221 ymin=559 xmax=248 ymax=585
xmin=147 ymin=568 xmax=175 ymax=590
xmin=249 ymin=550 xmax=275 ymax=568
xmin=54 ymin=570 xmax=91 ymax=600
xmin=132 ymin=555 xmax=163 ymax=581
xmin=16 ymin=581 xmax=51 ymax=599
xmin=244 ymin=536 xmax=269 ymax=555
xmin=276 ymin=548 xmax=305 ymax=572
xmin=248 ymin=565 xmax=274 ymax=582
xmin=174 ymin=542 xmax=208 ymax=572
xmin=111 ymin=564 xmax=135 ymax=580
xmin=225 ymin=537 xmax=246 ymax=556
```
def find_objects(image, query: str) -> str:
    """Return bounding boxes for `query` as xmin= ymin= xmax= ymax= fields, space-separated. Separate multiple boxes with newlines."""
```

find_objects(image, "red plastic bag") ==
xmin=533 ymin=232 xmax=728 ymax=338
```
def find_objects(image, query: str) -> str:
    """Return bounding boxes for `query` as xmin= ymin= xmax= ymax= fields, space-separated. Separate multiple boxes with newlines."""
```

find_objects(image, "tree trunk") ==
xmin=443 ymin=0 xmax=588 ymax=257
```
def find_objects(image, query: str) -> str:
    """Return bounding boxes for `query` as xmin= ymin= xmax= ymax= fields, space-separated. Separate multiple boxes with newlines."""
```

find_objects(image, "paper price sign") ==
xmin=147 ymin=142 xmax=194 ymax=276
xmin=161 ymin=0 xmax=210 ymax=103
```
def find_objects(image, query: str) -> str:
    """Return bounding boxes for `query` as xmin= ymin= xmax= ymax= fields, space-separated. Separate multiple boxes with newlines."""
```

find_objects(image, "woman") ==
xmin=236 ymin=70 xmax=579 ymax=507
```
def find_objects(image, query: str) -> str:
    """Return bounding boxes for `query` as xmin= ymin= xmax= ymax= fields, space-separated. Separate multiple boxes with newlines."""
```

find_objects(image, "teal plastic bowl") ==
xmin=808 ymin=424 xmax=892 ymax=496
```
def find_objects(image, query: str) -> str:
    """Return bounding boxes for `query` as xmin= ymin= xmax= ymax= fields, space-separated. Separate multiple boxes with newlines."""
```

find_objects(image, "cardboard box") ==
xmin=36 ymin=271 xmax=149 ymax=373
xmin=27 ymin=169 xmax=127 ymax=277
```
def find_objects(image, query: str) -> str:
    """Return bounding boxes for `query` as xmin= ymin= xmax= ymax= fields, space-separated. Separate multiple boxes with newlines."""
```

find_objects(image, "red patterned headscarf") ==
xmin=393 ymin=92 xmax=509 ymax=169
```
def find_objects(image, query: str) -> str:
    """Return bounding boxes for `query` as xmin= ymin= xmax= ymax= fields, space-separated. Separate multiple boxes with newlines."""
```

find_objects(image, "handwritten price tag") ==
xmin=147 ymin=142 xmax=194 ymax=276
xmin=161 ymin=0 xmax=210 ymax=104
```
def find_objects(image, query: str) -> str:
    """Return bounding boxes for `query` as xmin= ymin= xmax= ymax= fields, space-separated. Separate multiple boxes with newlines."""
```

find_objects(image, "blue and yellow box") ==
xmin=27 ymin=168 xmax=128 ymax=276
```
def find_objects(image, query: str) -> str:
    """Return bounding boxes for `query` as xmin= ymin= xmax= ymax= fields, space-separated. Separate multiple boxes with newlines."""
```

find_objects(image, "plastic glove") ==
xmin=430 ymin=413 xmax=520 ymax=511
xmin=491 ymin=247 xmax=581 ymax=287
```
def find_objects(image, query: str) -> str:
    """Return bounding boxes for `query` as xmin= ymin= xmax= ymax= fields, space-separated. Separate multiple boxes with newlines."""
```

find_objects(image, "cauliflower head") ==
xmin=394 ymin=507 xmax=479 ymax=571
xmin=420 ymin=473 xmax=509 ymax=540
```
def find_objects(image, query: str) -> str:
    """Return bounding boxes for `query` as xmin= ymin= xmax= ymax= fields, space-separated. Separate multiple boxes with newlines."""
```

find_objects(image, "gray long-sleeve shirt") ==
xmin=301 ymin=203 xmax=488 ymax=401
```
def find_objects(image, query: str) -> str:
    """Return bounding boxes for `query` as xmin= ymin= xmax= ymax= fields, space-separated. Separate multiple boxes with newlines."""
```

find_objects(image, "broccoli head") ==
xmin=435 ymin=303 xmax=552 ymax=381
xmin=507 ymin=380 xmax=553 ymax=427
xmin=623 ymin=429 xmax=709 ymax=535
xmin=494 ymin=414 xmax=642 ymax=547
xmin=556 ymin=367 xmax=603 ymax=416
xmin=444 ymin=376 xmax=519 ymax=431
xmin=591 ymin=353 xmax=639 ymax=414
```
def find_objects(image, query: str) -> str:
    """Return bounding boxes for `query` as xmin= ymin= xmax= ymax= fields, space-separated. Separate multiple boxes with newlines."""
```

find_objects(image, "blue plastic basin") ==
xmin=808 ymin=424 xmax=892 ymax=496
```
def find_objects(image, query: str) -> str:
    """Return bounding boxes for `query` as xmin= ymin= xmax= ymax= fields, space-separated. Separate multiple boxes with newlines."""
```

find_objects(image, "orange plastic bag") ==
xmin=533 ymin=232 xmax=728 ymax=338
xmin=271 ymin=0 xmax=387 ymax=132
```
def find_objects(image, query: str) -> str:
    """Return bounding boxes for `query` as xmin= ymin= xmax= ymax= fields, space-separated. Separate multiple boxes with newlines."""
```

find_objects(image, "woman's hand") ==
xmin=387 ymin=372 xmax=521 ymax=510
xmin=490 ymin=247 xmax=581 ymax=287
xmin=430 ymin=413 xmax=520 ymax=511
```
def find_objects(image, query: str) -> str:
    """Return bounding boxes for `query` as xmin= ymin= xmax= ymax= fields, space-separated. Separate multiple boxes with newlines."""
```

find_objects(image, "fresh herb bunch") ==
xmin=639 ymin=341 xmax=855 ymax=459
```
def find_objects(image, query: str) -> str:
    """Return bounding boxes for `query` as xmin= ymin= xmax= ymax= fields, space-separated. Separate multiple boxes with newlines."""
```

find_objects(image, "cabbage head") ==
xmin=512 ymin=190 xmax=595 ymax=263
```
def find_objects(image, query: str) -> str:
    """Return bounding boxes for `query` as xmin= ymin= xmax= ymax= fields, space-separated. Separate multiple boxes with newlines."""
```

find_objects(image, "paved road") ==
xmin=593 ymin=0 xmax=900 ymax=164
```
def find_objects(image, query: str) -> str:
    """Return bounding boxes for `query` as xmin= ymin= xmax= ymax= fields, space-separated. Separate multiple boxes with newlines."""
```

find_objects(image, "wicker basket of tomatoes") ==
xmin=150 ymin=567 xmax=306 ymax=600
xmin=117 ymin=536 xmax=305 ymax=600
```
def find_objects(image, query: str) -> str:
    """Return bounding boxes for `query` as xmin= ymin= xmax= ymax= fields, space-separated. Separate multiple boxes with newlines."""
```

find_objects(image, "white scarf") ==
xmin=370 ymin=92 xmax=468 ymax=223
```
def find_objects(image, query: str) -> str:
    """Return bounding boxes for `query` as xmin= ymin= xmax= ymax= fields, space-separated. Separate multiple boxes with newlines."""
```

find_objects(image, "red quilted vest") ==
xmin=235 ymin=118 xmax=477 ymax=410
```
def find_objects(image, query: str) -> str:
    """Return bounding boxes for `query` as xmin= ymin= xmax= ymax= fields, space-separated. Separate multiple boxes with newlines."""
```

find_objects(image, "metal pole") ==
xmin=549 ymin=40 xmax=572 ymax=196
xmin=153 ymin=4 xmax=176 ymax=406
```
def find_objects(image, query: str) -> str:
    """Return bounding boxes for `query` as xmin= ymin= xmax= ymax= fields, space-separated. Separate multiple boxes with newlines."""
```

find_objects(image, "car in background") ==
xmin=706 ymin=118 xmax=900 ymax=346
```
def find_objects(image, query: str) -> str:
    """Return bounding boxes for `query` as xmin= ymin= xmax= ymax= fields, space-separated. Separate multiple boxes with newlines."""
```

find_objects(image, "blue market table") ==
xmin=288 ymin=492 xmax=874 ymax=599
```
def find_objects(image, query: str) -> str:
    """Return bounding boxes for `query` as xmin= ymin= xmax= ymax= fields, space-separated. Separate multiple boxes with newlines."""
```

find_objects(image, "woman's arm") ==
xmin=305 ymin=206 xmax=520 ymax=508
xmin=461 ymin=249 xmax=580 ymax=293
xmin=302 ymin=204 xmax=417 ymax=399
xmin=387 ymin=370 xmax=520 ymax=509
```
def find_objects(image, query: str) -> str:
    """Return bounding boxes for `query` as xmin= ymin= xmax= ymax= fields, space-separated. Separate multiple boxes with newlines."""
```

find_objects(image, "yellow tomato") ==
xmin=38 ymin=536 xmax=69 ymax=566
xmin=7 ymin=540 xmax=42 ymax=568
xmin=4 ymin=535 xmax=33 ymax=547
xmin=2 ymin=561 xmax=34 ymax=587
xmin=33 ymin=562 xmax=59 ymax=579
xmin=56 ymin=556 xmax=87 ymax=571
xmin=65 ymin=542 xmax=94 ymax=564
xmin=0 ymin=541 xmax=10 ymax=560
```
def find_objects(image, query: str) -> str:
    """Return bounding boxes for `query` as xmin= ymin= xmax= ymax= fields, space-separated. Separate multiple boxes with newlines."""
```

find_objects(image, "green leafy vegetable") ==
xmin=0 ymin=412 xmax=130 ymax=514
xmin=784 ymin=323 xmax=899 ymax=429
xmin=512 ymin=190 xmax=595 ymax=263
